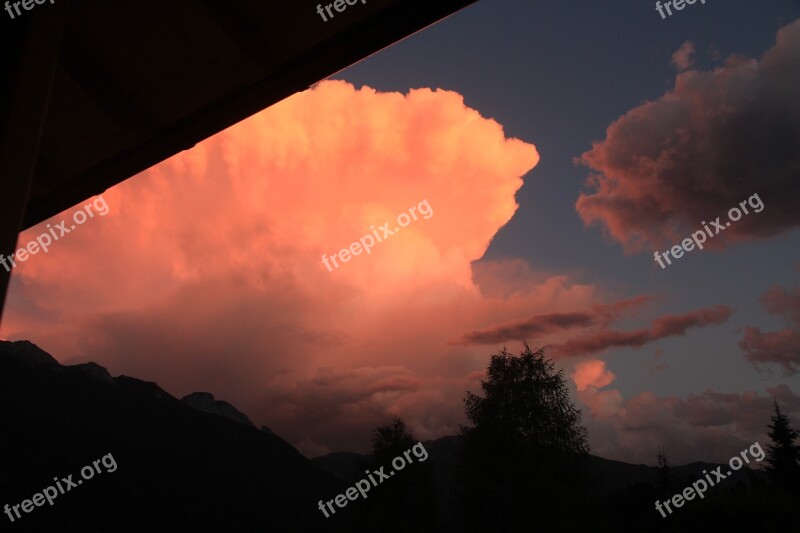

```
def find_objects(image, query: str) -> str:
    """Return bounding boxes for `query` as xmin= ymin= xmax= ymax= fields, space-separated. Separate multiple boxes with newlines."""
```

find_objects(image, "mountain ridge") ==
xmin=0 ymin=339 xmax=350 ymax=532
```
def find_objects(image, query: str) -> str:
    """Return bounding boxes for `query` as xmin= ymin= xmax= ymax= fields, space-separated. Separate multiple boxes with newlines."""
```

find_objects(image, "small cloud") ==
xmin=760 ymin=285 xmax=800 ymax=326
xmin=740 ymin=280 xmax=800 ymax=375
xmin=739 ymin=326 xmax=800 ymax=375
xmin=571 ymin=359 xmax=616 ymax=391
xmin=671 ymin=41 xmax=695 ymax=71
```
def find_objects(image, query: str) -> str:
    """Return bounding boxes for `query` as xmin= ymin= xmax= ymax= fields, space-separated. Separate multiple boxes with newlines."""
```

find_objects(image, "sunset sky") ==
xmin=3 ymin=0 xmax=800 ymax=464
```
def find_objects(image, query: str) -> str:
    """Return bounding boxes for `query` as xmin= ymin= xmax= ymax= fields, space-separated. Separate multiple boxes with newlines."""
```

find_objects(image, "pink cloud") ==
xmin=0 ymin=80 xmax=551 ymax=454
xmin=740 ymin=277 xmax=800 ymax=374
xmin=651 ymin=305 xmax=733 ymax=337
xmin=739 ymin=326 xmax=800 ymax=375
xmin=452 ymin=295 xmax=652 ymax=346
xmin=579 ymin=384 xmax=800 ymax=464
xmin=671 ymin=41 xmax=695 ymax=71
xmin=576 ymin=20 xmax=800 ymax=252
xmin=555 ymin=329 xmax=652 ymax=357
xmin=551 ymin=305 xmax=733 ymax=357
xmin=571 ymin=359 xmax=616 ymax=391
xmin=760 ymin=285 xmax=800 ymax=326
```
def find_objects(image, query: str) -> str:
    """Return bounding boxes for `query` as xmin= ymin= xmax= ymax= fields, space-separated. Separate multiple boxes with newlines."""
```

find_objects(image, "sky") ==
xmin=2 ymin=0 xmax=800 ymax=464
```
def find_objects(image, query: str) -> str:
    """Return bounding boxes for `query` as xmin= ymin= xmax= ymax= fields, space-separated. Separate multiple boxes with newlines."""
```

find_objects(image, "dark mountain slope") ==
xmin=314 ymin=435 xmax=764 ymax=493
xmin=0 ymin=340 xmax=348 ymax=532
xmin=181 ymin=391 xmax=257 ymax=428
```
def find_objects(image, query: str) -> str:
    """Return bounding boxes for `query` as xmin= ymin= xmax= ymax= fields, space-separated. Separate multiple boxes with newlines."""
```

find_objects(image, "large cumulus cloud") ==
xmin=576 ymin=20 xmax=800 ymax=252
xmin=1 ymin=80 xmax=549 ymax=455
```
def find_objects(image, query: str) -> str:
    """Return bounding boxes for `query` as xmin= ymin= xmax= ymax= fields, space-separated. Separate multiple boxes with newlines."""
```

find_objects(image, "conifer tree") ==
xmin=765 ymin=399 xmax=800 ymax=493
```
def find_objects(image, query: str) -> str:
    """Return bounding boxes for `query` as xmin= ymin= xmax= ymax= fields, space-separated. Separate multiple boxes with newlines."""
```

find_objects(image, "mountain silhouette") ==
xmin=1 ymin=340 xmax=779 ymax=531
xmin=180 ymin=391 xmax=257 ymax=428
xmin=312 ymin=431 xmax=768 ymax=531
xmin=0 ymin=340 xmax=351 ymax=532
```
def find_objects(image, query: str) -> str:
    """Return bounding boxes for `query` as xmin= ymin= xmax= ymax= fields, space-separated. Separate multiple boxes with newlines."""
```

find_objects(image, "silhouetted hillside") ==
xmin=3 ymin=339 xmax=791 ymax=532
xmin=313 ymin=434 xmax=777 ymax=531
xmin=0 ymin=340 xmax=349 ymax=532
xmin=313 ymin=436 xmax=762 ymax=496
xmin=181 ymin=391 xmax=256 ymax=428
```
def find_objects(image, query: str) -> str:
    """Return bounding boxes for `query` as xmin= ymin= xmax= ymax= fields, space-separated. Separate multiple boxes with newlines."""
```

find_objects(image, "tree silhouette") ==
xmin=765 ymin=399 xmax=800 ymax=494
xmin=459 ymin=343 xmax=590 ymax=531
xmin=463 ymin=343 xmax=589 ymax=454
xmin=656 ymin=446 xmax=672 ymax=496
xmin=371 ymin=417 xmax=417 ymax=465
xmin=358 ymin=417 xmax=437 ymax=532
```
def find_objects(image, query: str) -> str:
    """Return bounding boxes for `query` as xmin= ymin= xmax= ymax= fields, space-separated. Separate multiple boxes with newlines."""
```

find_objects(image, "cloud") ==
xmin=454 ymin=297 xmax=730 ymax=357
xmin=454 ymin=311 xmax=599 ymax=346
xmin=555 ymin=329 xmax=652 ymax=357
xmin=551 ymin=305 xmax=732 ymax=357
xmin=571 ymin=359 xmax=616 ymax=391
xmin=572 ymin=364 xmax=800 ymax=464
xmin=576 ymin=20 xmax=800 ymax=252
xmin=452 ymin=296 xmax=651 ymax=346
xmin=651 ymin=305 xmax=734 ymax=337
xmin=471 ymin=259 xmax=560 ymax=299
xmin=579 ymin=383 xmax=800 ymax=464
xmin=740 ymin=276 xmax=800 ymax=375
xmin=671 ymin=41 xmax=695 ymax=71
xmin=0 ymin=80 xmax=548 ymax=455
xmin=739 ymin=326 xmax=800 ymax=375
xmin=760 ymin=285 xmax=800 ymax=326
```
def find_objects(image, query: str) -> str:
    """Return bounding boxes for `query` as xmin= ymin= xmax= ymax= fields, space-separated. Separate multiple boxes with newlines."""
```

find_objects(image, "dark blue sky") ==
xmin=333 ymin=0 xmax=800 ymax=398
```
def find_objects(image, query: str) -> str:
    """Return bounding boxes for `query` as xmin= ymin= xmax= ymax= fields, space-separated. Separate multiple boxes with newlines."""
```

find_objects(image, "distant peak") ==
xmin=181 ymin=392 xmax=256 ymax=428
xmin=69 ymin=361 xmax=113 ymax=382
xmin=0 ymin=340 xmax=61 ymax=368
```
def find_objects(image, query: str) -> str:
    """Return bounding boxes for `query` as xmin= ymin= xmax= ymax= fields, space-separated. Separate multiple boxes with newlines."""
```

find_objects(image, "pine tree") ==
xmin=765 ymin=399 xmax=800 ymax=493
